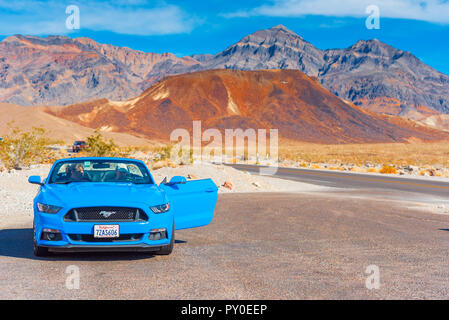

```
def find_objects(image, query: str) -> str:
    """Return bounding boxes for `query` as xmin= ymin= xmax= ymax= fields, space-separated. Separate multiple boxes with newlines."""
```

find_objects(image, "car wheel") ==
xmin=33 ymin=222 xmax=49 ymax=257
xmin=157 ymin=222 xmax=174 ymax=255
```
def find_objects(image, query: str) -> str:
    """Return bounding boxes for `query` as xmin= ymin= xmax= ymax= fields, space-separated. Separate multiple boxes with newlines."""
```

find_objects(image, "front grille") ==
xmin=68 ymin=233 xmax=144 ymax=243
xmin=64 ymin=207 xmax=148 ymax=222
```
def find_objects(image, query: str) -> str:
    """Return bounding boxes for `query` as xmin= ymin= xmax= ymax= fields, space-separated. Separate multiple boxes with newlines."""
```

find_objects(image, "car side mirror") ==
xmin=169 ymin=176 xmax=187 ymax=185
xmin=28 ymin=176 xmax=43 ymax=185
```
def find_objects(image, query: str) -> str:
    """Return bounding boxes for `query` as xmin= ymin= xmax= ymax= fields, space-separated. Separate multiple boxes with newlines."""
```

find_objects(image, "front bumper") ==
xmin=34 ymin=208 xmax=173 ymax=251
xmin=47 ymin=243 xmax=165 ymax=253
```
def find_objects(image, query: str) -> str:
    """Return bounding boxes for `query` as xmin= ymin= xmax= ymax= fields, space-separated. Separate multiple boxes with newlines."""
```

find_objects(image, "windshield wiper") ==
xmin=52 ymin=181 xmax=89 ymax=184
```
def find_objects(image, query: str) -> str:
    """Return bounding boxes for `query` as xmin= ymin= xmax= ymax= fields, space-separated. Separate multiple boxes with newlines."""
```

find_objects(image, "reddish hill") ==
xmin=45 ymin=69 xmax=449 ymax=144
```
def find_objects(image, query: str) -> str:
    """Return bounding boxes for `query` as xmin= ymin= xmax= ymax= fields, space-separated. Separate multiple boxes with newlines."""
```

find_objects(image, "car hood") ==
xmin=38 ymin=182 xmax=167 ymax=209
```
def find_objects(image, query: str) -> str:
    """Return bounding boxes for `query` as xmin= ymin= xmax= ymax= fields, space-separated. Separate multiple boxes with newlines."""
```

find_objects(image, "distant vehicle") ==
xmin=72 ymin=141 xmax=87 ymax=153
xmin=28 ymin=157 xmax=218 ymax=256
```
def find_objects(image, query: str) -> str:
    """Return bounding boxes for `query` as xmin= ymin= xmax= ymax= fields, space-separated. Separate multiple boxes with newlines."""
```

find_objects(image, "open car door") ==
xmin=160 ymin=178 xmax=218 ymax=230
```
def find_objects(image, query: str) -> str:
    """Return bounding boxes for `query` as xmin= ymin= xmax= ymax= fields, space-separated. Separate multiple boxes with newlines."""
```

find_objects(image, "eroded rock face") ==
xmin=319 ymin=39 xmax=449 ymax=117
xmin=1 ymin=25 xmax=449 ymax=119
xmin=0 ymin=35 xmax=199 ymax=106
xmin=192 ymin=26 xmax=449 ymax=117
xmin=198 ymin=25 xmax=325 ymax=77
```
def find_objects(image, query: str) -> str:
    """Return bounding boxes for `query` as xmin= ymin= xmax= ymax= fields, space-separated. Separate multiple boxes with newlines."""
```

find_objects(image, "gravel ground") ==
xmin=2 ymin=163 xmax=449 ymax=299
xmin=2 ymin=192 xmax=449 ymax=299
xmin=0 ymin=165 xmax=51 ymax=225
xmin=152 ymin=162 xmax=326 ymax=193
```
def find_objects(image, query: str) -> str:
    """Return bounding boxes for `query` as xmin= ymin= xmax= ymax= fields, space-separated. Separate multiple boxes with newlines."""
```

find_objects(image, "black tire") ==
xmin=33 ymin=222 xmax=49 ymax=257
xmin=157 ymin=222 xmax=174 ymax=255
xmin=33 ymin=243 xmax=49 ymax=257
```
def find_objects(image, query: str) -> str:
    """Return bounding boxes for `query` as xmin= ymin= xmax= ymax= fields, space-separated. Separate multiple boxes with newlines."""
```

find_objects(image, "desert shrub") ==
xmin=379 ymin=165 xmax=397 ymax=174
xmin=179 ymin=148 xmax=194 ymax=165
xmin=154 ymin=145 xmax=173 ymax=161
xmin=85 ymin=131 xmax=118 ymax=157
xmin=146 ymin=144 xmax=195 ymax=168
xmin=150 ymin=159 xmax=179 ymax=170
xmin=0 ymin=124 xmax=56 ymax=170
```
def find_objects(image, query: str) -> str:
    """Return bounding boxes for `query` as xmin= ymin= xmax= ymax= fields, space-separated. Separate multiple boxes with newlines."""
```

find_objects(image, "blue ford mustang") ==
xmin=28 ymin=157 xmax=218 ymax=256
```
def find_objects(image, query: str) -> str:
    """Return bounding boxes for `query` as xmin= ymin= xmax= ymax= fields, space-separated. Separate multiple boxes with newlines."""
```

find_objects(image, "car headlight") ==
xmin=150 ymin=203 xmax=170 ymax=214
xmin=37 ymin=202 xmax=62 ymax=214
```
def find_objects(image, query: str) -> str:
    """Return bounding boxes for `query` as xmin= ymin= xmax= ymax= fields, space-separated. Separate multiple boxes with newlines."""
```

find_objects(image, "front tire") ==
xmin=33 ymin=222 xmax=49 ymax=257
xmin=33 ymin=243 xmax=49 ymax=257
xmin=157 ymin=222 xmax=174 ymax=255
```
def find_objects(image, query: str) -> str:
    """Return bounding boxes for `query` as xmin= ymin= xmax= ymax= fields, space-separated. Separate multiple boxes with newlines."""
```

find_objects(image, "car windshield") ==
xmin=48 ymin=160 xmax=154 ymax=184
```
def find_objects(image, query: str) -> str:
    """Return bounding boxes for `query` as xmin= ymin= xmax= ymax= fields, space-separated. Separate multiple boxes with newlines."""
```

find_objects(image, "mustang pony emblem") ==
xmin=99 ymin=211 xmax=116 ymax=218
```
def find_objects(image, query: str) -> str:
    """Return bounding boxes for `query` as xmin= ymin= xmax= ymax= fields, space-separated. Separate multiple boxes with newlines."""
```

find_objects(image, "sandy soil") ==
xmin=0 ymin=103 xmax=154 ymax=146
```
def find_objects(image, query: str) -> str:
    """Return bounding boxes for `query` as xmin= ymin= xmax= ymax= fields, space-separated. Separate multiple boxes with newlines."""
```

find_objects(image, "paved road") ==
xmin=228 ymin=164 xmax=449 ymax=201
xmin=1 ymin=192 xmax=449 ymax=299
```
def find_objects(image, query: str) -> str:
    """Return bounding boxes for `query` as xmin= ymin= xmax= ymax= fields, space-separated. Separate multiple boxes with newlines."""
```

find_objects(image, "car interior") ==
xmin=51 ymin=162 xmax=153 ymax=184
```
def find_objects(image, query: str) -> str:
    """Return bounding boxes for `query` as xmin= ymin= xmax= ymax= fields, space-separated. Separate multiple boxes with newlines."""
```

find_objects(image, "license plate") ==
xmin=94 ymin=225 xmax=119 ymax=238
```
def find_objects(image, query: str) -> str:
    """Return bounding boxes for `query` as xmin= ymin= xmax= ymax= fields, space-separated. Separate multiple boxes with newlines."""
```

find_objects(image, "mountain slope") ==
xmin=0 ymin=103 xmax=154 ymax=146
xmin=45 ymin=69 xmax=448 ymax=144
xmin=0 ymin=35 xmax=198 ymax=106
xmin=320 ymin=39 xmax=449 ymax=116
xmin=1 ymin=26 xmax=448 ymax=119
xmin=197 ymin=25 xmax=325 ymax=76
xmin=190 ymin=26 xmax=449 ymax=117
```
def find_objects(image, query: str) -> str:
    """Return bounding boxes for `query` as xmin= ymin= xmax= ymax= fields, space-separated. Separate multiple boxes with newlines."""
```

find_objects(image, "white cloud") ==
xmin=224 ymin=0 xmax=449 ymax=24
xmin=82 ymin=4 xmax=195 ymax=35
xmin=0 ymin=1 xmax=196 ymax=35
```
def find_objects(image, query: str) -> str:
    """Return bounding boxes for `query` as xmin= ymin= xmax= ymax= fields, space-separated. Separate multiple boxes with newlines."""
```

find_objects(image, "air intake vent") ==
xmin=68 ymin=233 xmax=144 ymax=242
xmin=64 ymin=207 xmax=148 ymax=222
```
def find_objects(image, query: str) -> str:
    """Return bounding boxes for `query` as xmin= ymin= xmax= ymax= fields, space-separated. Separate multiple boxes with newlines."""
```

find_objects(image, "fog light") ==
xmin=149 ymin=228 xmax=167 ymax=241
xmin=41 ymin=229 xmax=62 ymax=241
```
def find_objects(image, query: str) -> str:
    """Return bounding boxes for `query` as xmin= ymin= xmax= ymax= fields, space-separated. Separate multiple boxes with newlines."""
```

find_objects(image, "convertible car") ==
xmin=28 ymin=157 xmax=218 ymax=256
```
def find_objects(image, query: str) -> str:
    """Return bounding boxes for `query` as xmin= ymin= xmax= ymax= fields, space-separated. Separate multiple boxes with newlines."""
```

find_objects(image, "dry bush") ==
xmin=117 ymin=145 xmax=154 ymax=157
xmin=84 ymin=131 xmax=119 ymax=157
xmin=153 ymin=144 xmax=194 ymax=165
xmin=150 ymin=159 xmax=179 ymax=170
xmin=379 ymin=165 xmax=397 ymax=174
xmin=0 ymin=124 xmax=57 ymax=170
xmin=153 ymin=145 xmax=173 ymax=161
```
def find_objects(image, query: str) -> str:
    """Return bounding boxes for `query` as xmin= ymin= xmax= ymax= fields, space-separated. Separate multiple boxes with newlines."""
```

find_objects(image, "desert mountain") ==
xmin=0 ymin=35 xmax=198 ymax=106
xmin=45 ymin=69 xmax=448 ymax=144
xmin=319 ymin=39 xmax=449 ymax=117
xmin=189 ymin=25 xmax=449 ymax=117
xmin=1 ymin=25 xmax=448 ymax=120
xmin=193 ymin=25 xmax=325 ymax=76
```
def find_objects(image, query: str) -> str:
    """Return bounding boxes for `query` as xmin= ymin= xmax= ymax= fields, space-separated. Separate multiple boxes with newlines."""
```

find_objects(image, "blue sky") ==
xmin=0 ymin=0 xmax=448 ymax=74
